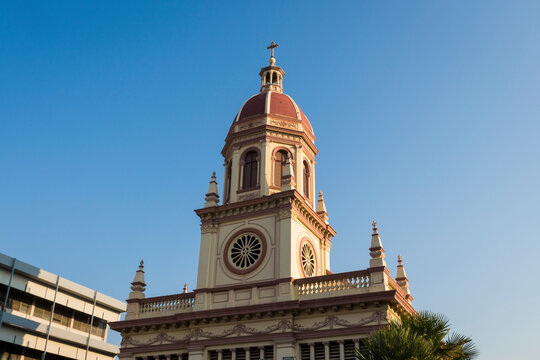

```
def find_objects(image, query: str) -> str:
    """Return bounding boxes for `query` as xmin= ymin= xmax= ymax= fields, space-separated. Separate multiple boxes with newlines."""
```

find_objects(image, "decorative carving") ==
xmin=277 ymin=208 xmax=291 ymax=219
xmin=292 ymin=311 xmax=384 ymax=331
xmin=201 ymin=224 xmax=219 ymax=234
xmin=238 ymin=120 xmax=264 ymax=131
xmin=238 ymin=191 xmax=259 ymax=202
xmin=269 ymin=119 xmax=298 ymax=130
xmin=121 ymin=311 xmax=385 ymax=347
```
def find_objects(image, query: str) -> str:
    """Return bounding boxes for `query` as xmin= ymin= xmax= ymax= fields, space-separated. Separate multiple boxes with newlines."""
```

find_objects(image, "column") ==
xmin=217 ymin=350 xmax=223 ymax=360
xmin=323 ymin=342 xmax=329 ymax=360
xmin=259 ymin=346 xmax=265 ymax=360
xmin=231 ymin=349 xmax=236 ymax=360
xmin=338 ymin=341 xmax=344 ymax=360
xmin=308 ymin=343 xmax=315 ymax=360
xmin=245 ymin=347 xmax=251 ymax=360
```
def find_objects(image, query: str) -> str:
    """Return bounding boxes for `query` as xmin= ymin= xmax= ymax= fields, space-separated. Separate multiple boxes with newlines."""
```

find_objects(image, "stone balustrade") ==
xmin=130 ymin=270 xmax=380 ymax=319
xmin=138 ymin=293 xmax=194 ymax=316
xmin=294 ymin=270 xmax=371 ymax=298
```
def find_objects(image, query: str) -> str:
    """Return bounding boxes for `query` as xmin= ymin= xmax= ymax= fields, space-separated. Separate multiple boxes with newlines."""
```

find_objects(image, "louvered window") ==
xmin=344 ymin=340 xmax=356 ymax=360
xmin=236 ymin=348 xmax=246 ymax=360
xmin=222 ymin=350 xmax=232 ymax=360
xmin=314 ymin=343 xmax=325 ymax=360
xmin=329 ymin=342 xmax=340 ymax=360
xmin=263 ymin=345 xmax=274 ymax=360
xmin=300 ymin=344 xmax=311 ymax=360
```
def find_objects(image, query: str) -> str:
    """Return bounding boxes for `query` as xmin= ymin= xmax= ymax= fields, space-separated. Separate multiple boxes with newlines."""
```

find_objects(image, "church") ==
xmin=110 ymin=43 xmax=416 ymax=360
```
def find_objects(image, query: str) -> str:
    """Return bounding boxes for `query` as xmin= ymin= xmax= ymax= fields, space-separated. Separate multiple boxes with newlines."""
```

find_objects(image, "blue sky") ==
xmin=1 ymin=1 xmax=539 ymax=358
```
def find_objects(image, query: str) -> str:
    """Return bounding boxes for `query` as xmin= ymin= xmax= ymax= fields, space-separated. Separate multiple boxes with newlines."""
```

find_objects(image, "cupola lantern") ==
xmin=259 ymin=41 xmax=285 ymax=93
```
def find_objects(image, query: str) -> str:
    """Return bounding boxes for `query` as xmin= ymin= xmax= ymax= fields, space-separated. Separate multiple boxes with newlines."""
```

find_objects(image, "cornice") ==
xmin=110 ymin=291 xmax=403 ymax=331
xmin=194 ymin=190 xmax=335 ymax=242
xmin=195 ymin=190 xmax=295 ymax=222
xmin=291 ymin=195 xmax=336 ymax=241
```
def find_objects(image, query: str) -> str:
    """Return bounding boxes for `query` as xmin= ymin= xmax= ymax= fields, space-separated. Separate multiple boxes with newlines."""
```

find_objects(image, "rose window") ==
xmin=301 ymin=242 xmax=316 ymax=276
xmin=229 ymin=233 xmax=262 ymax=269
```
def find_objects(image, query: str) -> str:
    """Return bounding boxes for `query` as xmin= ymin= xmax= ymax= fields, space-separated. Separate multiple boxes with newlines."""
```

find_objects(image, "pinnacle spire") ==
xmin=317 ymin=191 xmax=329 ymax=223
xmin=183 ymin=282 xmax=188 ymax=294
xmin=204 ymin=171 xmax=220 ymax=207
xmin=128 ymin=259 xmax=146 ymax=299
xmin=369 ymin=220 xmax=386 ymax=268
xmin=396 ymin=254 xmax=412 ymax=302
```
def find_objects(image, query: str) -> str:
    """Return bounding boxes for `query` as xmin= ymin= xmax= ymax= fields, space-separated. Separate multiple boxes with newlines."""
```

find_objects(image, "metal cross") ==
xmin=267 ymin=41 xmax=279 ymax=58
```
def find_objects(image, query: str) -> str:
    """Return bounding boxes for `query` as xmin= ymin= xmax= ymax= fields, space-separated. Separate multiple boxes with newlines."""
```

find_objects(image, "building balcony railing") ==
xmin=138 ymin=293 xmax=195 ymax=315
xmin=294 ymin=269 xmax=371 ymax=298
xmin=128 ymin=268 xmax=386 ymax=320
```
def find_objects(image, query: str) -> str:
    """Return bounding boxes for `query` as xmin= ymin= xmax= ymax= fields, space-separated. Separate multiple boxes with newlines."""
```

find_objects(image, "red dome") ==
xmin=234 ymin=91 xmax=314 ymax=136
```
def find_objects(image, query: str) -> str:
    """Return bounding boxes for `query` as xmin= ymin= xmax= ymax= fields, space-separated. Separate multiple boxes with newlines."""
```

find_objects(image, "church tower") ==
xmin=112 ymin=43 xmax=416 ymax=360
xmin=194 ymin=43 xmax=336 ymax=304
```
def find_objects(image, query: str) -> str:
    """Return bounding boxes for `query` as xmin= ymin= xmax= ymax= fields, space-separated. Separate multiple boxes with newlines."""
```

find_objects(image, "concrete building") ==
xmin=110 ymin=43 xmax=416 ymax=360
xmin=0 ymin=253 xmax=127 ymax=360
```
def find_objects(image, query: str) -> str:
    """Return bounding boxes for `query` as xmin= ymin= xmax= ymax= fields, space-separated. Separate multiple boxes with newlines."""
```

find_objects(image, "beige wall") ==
xmin=223 ymin=141 xmax=316 ymax=209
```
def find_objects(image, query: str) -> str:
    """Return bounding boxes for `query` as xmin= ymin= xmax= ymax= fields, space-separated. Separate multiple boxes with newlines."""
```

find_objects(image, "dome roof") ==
xmin=233 ymin=91 xmax=314 ymax=136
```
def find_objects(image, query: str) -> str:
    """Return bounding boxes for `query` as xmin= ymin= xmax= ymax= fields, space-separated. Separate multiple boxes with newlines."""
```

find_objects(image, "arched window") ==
xmin=225 ymin=162 xmax=232 ymax=203
xmin=303 ymin=161 xmax=310 ymax=199
xmin=242 ymin=151 xmax=258 ymax=189
xmin=273 ymin=150 xmax=289 ymax=186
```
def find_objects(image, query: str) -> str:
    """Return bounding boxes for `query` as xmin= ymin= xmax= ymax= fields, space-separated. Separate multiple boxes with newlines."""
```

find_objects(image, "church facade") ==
xmin=110 ymin=44 xmax=415 ymax=360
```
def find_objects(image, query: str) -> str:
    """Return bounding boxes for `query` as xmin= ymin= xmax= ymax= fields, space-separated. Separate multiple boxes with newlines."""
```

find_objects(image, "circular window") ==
xmin=301 ymin=242 xmax=316 ymax=277
xmin=230 ymin=233 xmax=262 ymax=269
xmin=224 ymin=229 xmax=267 ymax=275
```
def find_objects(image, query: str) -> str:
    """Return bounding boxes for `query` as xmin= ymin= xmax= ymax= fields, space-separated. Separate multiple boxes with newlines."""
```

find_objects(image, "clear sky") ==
xmin=1 ymin=1 xmax=539 ymax=358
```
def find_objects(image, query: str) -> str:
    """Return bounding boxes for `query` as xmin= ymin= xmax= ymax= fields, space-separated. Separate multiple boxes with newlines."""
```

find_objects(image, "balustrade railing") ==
xmin=294 ymin=270 xmax=370 ymax=296
xmin=139 ymin=293 xmax=194 ymax=314
xmin=134 ymin=270 xmax=375 ymax=317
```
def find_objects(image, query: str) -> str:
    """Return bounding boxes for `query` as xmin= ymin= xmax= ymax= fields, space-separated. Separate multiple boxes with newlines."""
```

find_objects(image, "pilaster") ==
xmin=230 ymin=148 xmax=241 ymax=202
xmin=196 ymin=224 xmax=219 ymax=291
xmin=261 ymin=140 xmax=270 ymax=195
xmin=274 ymin=337 xmax=296 ymax=360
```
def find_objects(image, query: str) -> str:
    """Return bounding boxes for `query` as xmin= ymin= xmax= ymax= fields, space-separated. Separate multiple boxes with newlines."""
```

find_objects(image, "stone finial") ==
xmin=372 ymin=221 xmax=378 ymax=234
xmin=281 ymin=158 xmax=296 ymax=191
xmin=204 ymin=172 xmax=220 ymax=207
xmin=369 ymin=221 xmax=386 ymax=268
xmin=317 ymin=191 xmax=329 ymax=223
xmin=396 ymin=254 xmax=412 ymax=302
xmin=183 ymin=282 xmax=188 ymax=294
xmin=129 ymin=259 xmax=146 ymax=299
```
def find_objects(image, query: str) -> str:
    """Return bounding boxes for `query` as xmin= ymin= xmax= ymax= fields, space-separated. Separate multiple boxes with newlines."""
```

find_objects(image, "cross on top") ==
xmin=267 ymin=41 xmax=279 ymax=58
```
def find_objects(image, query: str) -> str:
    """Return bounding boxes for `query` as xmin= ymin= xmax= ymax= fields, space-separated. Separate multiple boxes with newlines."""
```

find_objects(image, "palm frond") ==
xmin=357 ymin=310 xmax=478 ymax=360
